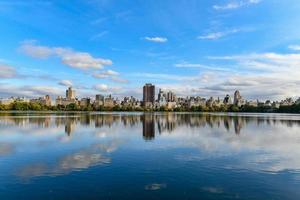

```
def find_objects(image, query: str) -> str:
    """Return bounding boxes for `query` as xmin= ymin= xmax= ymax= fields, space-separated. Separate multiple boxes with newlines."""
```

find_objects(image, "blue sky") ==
xmin=1 ymin=0 xmax=300 ymax=100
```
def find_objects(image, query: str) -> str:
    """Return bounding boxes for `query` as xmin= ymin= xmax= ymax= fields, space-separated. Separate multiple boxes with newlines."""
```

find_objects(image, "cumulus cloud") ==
xmin=201 ymin=52 xmax=300 ymax=99
xmin=110 ymin=76 xmax=129 ymax=83
xmin=93 ymin=70 xmax=128 ymax=83
xmin=94 ymin=84 xmax=109 ymax=92
xmin=131 ymin=72 xmax=205 ymax=82
xmin=19 ymin=40 xmax=112 ymax=70
xmin=198 ymin=29 xmax=240 ymax=40
xmin=130 ymin=50 xmax=300 ymax=100
xmin=0 ymin=64 xmax=17 ymax=78
xmin=93 ymin=70 xmax=119 ymax=78
xmin=174 ymin=62 xmax=232 ymax=72
xmin=93 ymin=84 xmax=122 ymax=93
xmin=288 ymin=45 xmax=300 ymax=51
xmin=213 ymin=0 xmax=261 ymax=10
xmin=174 ymin=63 xmax=208 ymax=68
xmin=0 ymin=84 xmax=63 ymax=98
xmin=209 ymin=52 xmax=300 ymax=72
xmin=58 ymin=80 xmax=73 ymax=87
xmin=144 ymin=37 xmax=168 ymax=43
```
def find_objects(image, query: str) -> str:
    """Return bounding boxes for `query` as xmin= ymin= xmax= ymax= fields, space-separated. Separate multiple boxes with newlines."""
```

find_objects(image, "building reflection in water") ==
xmin=65 ymin=119 xmax=76 ymax=136
xmin=142 ymin=114 xmax=155 ymax=140
xmin=2 ymin=113 xmax=300 ymax=138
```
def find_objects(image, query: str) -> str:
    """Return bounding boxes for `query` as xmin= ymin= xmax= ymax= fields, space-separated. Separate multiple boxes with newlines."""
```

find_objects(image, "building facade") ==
xmin=143 ymin=83 xmax=155 ymax=107
xmin=66 ymin=87 xmax=76 ymax=100
xmin=30 ymin=95 xmax=51 ymax=106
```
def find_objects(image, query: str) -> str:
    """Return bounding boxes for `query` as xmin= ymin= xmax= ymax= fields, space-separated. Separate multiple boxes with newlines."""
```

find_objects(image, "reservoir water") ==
xmin=0 ymin=112 xmax=300 ymax=199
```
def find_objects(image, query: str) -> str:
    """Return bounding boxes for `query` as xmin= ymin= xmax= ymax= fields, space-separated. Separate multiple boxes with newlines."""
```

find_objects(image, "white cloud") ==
xmin=93 ymin=84 xmax=122 ymax=93
xmin=0 ymin=84 xmax=63 ymax=98
xmin=131 ymin=72 xmax=200 ymax=82
xmin=144 ymin=37 xmax=168 ymax=43
xmin=202 ymin=51 xmax=300 ymax=99
xmin=213 ymin=0 xmax=261 ymax=10
xmin=93 ymin=70 xmax=119 ymax=78
xmin=174 ymin=63 xmax=208 ymax=68
xmin=110 ymin=76 xmax=129 ymax=83
xmin=93 ymin=70 xmax=128 ymax=83
xmin=209 ymin=52 xmax=300 ymax=72
xmin=128 ymin=50 xmax=300 ymax=100
xmin=174 ymin=62 xmax=232 ymax=72
xmin=19 ymin=41 xmax=53 ymax=59
xmin=61 ymin=52 xmax=111 ymax=70
xmin=0 ymin=64 xmax=17 ymax=78
xmin=19 ymin=40 xmax=112 ymax=70
xmin=288 ymin=45 xmax=300 ymax=51
xmin=58 ymin=80 xmax=73 ymax=87
xmin=94 ymin=84 xmax=108 ymax=92
xmin=213 ymin=2 xmax=240 ymax=10
xmin=198 ymin=29 xmax=240 ymax=40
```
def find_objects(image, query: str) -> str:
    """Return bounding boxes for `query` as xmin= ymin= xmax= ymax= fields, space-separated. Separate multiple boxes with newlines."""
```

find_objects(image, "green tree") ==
xmin=12 ymin=102 xmax=30 ymax=110
xmin=228 ymin=105 xmax=239 ymax=112
xmin=0 ymin=104 xmax=7 ymax=111
xmin=29 ymin=102 xmax=42 ymax=111
xmin=66 ymin=103 xmax=79 ymax=111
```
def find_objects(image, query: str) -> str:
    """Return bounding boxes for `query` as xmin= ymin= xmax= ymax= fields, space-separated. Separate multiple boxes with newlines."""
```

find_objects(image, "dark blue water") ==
xmin=1 ymin=112 xmax=300 ymax=199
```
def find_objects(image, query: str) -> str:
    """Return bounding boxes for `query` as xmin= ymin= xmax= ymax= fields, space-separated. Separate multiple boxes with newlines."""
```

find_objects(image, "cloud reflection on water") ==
xmin=15 ymin=142 xmax=117 ymax=179
xmin=1 ymin=112 xmax=300 ymax=179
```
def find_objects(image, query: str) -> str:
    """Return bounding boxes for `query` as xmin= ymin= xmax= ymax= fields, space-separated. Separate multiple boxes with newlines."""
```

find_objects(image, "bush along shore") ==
xmin=1 ymin=101 xmax=300 ymax=113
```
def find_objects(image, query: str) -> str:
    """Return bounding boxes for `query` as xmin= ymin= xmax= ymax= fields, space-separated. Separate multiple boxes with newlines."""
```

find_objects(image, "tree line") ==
xmin=1 ymin=101 xmax=300 ymax=113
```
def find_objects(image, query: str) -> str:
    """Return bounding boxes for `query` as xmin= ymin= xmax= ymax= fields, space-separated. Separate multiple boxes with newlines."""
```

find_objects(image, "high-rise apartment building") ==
xmin=66 ymin=87 xmax=76 ymax=100
xmin=233 ymin=90 xmax=242 ymax=105
xmin=166 ymin=91 xmax=176 ymax=102
xmin=143 ymin=83 xmax=155 ymax=107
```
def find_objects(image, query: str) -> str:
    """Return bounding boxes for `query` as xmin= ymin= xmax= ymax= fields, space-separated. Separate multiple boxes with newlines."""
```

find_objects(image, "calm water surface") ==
xmin=1 ymin=112 xmax=300 ymax=199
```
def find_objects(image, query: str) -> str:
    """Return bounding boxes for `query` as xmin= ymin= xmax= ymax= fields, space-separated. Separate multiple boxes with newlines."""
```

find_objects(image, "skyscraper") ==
xmin=95 ymin=94 xmax=104 ymax=101
xmin=66 ymin=87 xmax=76 ymax=100
xmin=234 ymin=90 xmax=243 ymax=106
xmin=143 ymin=83 xmax=155 ymax=107
xmin=166 ymin=91 xmax=176 ymax=102
xmin=223 ymin=94 xmax=233 ymax=105
xmin=158 ymin=89 xmax=165 ymax=102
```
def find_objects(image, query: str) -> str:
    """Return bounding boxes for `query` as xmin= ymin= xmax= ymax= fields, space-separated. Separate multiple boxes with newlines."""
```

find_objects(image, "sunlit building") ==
xmin=104 ymin=94 xmax=114 ymax=108
xmin=0 ymin=97 xmax=15 ymax=105
xmin=56 ymin=87 xmax=78 ymax=106
xmin=80 ymin=98 xmax=91 ymax=107
xmin=66 ymin=87 xmax=76 ymax=100
xmin=30 ymin=95 xmax=51 ymax=106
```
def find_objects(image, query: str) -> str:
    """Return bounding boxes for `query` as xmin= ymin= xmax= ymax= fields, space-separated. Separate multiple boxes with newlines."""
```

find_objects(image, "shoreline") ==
xmin=1 ymin=110 xmax=300 ymax=115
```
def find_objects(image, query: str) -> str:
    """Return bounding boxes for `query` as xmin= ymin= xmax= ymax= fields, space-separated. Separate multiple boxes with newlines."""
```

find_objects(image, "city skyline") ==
xmin=1 ymin=84 xmax=298 ymax=111
xmin=1 ymin=0 xmax=300 ymax=100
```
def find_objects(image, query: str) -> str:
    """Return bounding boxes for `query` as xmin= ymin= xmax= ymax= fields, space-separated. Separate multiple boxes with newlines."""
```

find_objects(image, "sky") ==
xmin=1 ymin=0 xmax=300 ymax=101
